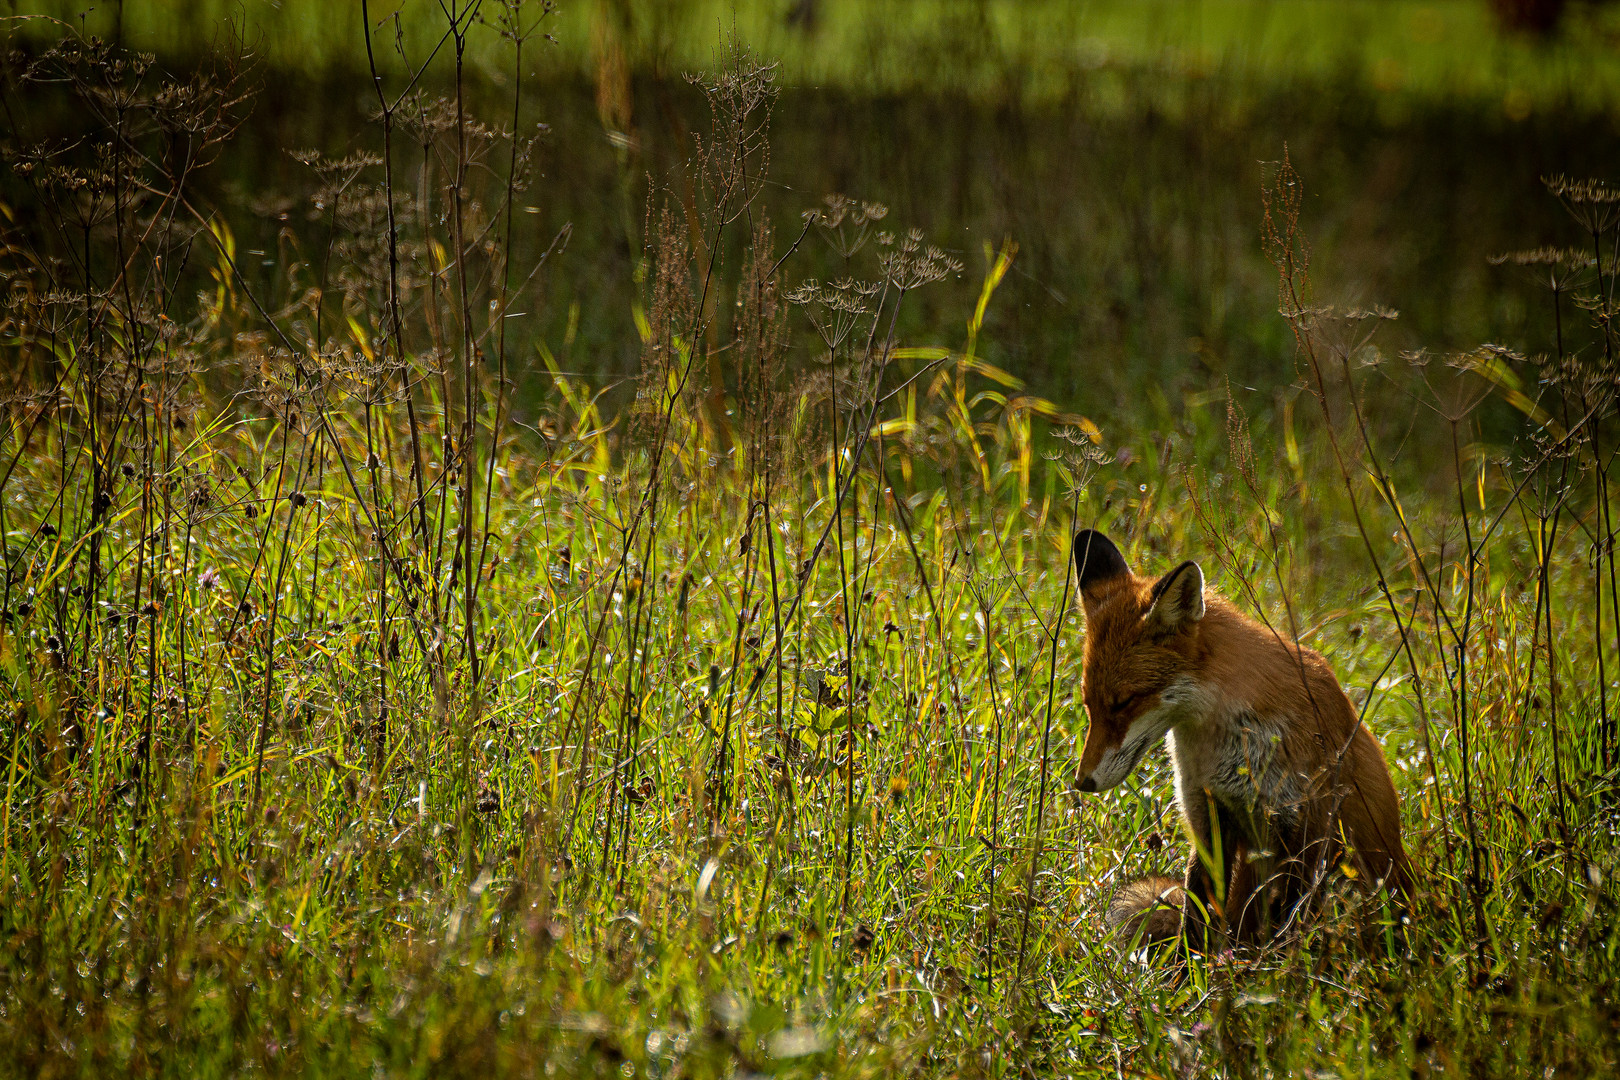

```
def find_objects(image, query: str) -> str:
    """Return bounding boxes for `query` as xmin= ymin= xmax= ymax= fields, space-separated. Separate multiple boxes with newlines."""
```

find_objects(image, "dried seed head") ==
xmin=879 ymin=228 xmax=963 ymax=290
xmin=1489 ymin=246 xmax=1595 ymax=292
xmin=807 ymin=194 xmax=889 ymax=259
xmin=788 ymin=278 xmax=879 ymax=352
xmin=1542 ymin=174 xmax=1620 ymax=234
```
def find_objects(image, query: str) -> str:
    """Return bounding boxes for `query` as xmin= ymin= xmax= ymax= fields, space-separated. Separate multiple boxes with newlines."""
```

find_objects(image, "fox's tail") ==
xmin=1106 ymin=875 xmax=1184 ymax=948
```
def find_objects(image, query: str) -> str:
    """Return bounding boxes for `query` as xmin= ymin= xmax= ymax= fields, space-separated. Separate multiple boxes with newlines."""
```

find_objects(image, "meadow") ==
xmin=2 ymin=3 xmax=1619 ymax=1077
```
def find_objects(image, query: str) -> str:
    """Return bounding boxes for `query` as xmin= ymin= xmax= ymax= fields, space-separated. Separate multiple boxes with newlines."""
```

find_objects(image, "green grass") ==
xmin=10 ymin=0 xmax=1620 ymax=115
xmin=2 ymin=10 xmax=1620 ymax=1079
xmin=6 ymin=279 xmax=1618 ymax=1077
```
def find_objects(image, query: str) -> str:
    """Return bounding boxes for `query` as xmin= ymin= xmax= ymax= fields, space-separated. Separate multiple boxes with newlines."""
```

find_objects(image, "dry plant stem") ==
xmin=1597 ymin=230 xmax=1620 ymax=763
xmin=620 ymin=492 xmax=671 ymax=872
xmin=884 ymin=466 xmax=944 ymax=641
xmin=713 ymin=506 xmax=762 ymax=829
xmin=1263 ymin=159 xmax=1485 ymax=944
xmin=361 ymin=0 xmax=435 ymax=572
xmin=915 ymin=497 xmax=980 ymax=819
xmin=1511 ymin=286 xmax=1575 ymax=846
xmin=614 ymin=390 xmax=689 ymax=868
xmin=1588 ymin=429 xmax=1614 ymax=767
xmin=764 ymin=495 xmax=792 ymax=821
xmin=609 ymin=585 xmax=648 ymax=878
xmin=831 ymin=298 xmax=908 ymax=908
xmin=981 ymin=597 xmax=1010 ymax=995
xmin=170 ymin=193 xmax=436 ymax=673
xmin=1547 ymin=313 xmax=1577 ymax=846
xmin=133 ymin=390 xmax=155 ymax=815
xmin=562 ymin=138 xmax=738 ymax=863
xmin=607 ymin=534 xmax=651 ymax=870
xmin=481 ymin=4 xmax=533 ymax=603
xmin=602 ymin=581 xmax=636 ymax=871
xmin=251 ymin=424 xmax=310 ymax=808
xmin=364 ymin=407 xmax=389 ymax=754
xmin=1566 ymin=241 xmax=1620 ymax=764
xmin=750 ymin=504 xmax=794 ymax=935
xmin=742 ymin=287 xmax=908 ymax=723
xmin=1012 ymin=498 xmax=1079 ymax=1005
xmin=1603 ymin=464 xmax=1620 ymax=767
xmin=1602 ymin=441 xmax=1620 ymax=762
xmin=1537 ymin=502 xmax=1574 ymax=847
xmin=833 ymin=388 xmax=859 ymax=908
xmin=1510 ymin=488 xmax=1552 ymax=769
xmin=449 ymin=1 xmax=482 ymax=836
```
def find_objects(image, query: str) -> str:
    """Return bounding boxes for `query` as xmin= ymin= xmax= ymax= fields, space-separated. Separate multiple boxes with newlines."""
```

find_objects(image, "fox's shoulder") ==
xmin=1198 ymin=594 xmax=1331 ymax=664
xmin=1190 ymin=598 xmax=1353 ymax=717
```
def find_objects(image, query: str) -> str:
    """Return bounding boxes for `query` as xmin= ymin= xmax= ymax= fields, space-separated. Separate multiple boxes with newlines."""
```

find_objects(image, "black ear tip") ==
xmin=1073 ymin=529 xmax=1129 ymax=587
xmin=1072 ymin=528 xmax=1108 ymax=552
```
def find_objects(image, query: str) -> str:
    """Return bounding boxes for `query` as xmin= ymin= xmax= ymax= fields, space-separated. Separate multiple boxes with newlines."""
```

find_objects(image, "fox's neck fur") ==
xmin=1160 ymin=598 xmax=1349 ymax=845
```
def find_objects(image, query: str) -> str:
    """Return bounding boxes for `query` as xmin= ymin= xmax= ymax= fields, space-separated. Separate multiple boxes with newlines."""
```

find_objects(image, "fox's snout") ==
xmin=1075 ymin=721 xmax=1161 ymax=793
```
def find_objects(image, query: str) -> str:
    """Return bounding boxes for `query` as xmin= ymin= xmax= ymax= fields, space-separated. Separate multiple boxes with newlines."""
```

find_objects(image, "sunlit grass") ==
xmin=3 ymin=328 xmax=1616 ymax=1075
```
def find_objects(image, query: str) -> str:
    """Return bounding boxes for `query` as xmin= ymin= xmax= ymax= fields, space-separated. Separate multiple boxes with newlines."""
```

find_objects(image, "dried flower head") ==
xmin=1542 ymin=175 xmax=1620 ymax=235
xmin=1047 ymin=422 xmax=1111 ymax=500
xmin=787 ymin=277 xmax=881 ymax=353
xmin=1489 ymin=246 xmax=1596 ymax=292
xmin=877 ymin=228 xmax=963 ymax=291
xmin=806 ymin=194 xmax=889 ymax=261
xmin=687 ymin=38 xmax=778 ymax=226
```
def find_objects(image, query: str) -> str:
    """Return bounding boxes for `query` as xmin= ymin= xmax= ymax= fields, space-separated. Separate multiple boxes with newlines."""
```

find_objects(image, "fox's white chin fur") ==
xmin=1083 ymin=716 xmax=1167 ymax=790
xmin=1081 ymin=680 xmax=1202 ymax=791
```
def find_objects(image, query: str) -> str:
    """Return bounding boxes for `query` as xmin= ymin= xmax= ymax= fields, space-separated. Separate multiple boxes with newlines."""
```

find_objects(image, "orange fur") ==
xmin=1073 ymin=530 xmax=1409 ymax=949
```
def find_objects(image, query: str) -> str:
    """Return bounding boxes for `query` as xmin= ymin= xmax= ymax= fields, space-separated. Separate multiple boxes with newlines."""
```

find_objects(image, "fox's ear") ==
xmin=1073 ymin=530 xmax=1131 ymax=605
xmin=1145 ymin=560 xmax=1204 ymax=634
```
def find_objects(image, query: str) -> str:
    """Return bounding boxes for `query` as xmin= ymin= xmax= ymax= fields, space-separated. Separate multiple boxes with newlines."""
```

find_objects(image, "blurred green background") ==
xmin=6 ymin=0 xmax=1618 ymax=411
xmin=14 ymin=1 xmax=1620 ymax=108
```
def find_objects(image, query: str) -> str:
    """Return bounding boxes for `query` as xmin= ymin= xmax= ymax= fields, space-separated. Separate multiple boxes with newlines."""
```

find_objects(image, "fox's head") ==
xmin=1072 ymin=530 xmax=1207 ymax=793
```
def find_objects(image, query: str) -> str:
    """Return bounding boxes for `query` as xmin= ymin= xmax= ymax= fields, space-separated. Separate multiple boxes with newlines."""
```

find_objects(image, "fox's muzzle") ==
xmin=1078 ymin=776 xmax=1097 ymax=793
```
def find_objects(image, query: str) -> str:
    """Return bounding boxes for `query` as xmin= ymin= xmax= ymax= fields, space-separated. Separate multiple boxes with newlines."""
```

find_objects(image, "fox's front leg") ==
xmin=1180 ymin=846 xmax=1220 ymax=954
xmin=1178 ymin=790 xmax=1232 ymax=955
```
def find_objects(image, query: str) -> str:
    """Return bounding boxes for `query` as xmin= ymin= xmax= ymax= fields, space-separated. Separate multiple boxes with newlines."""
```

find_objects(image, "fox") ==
xmin=1071 ymin=529 xmax=1409 ymax=951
